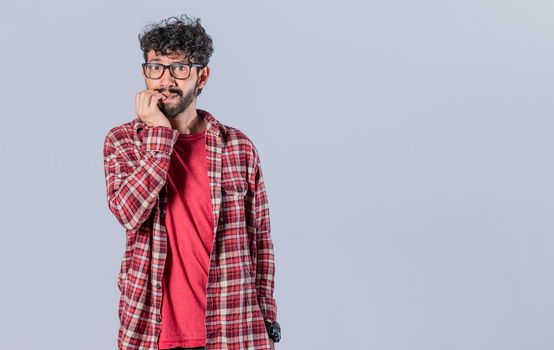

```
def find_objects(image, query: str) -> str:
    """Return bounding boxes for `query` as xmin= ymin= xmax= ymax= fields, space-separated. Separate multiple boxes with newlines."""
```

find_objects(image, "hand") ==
xmin=135 ymin=90 xmax=171 ymax=128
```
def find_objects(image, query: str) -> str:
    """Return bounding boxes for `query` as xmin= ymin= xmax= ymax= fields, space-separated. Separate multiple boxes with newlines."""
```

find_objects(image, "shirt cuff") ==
xmin=139 ymin=125 xmax=179 ymax=154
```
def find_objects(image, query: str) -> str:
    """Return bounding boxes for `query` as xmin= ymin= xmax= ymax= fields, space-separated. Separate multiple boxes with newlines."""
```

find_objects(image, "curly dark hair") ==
xmin=138 ymin=14 xmax=214 ymax=96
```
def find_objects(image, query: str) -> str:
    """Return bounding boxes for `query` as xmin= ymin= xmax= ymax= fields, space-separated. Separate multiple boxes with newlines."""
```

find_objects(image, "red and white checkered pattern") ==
xmin=103 ymin=109 xmax=277 ymax=350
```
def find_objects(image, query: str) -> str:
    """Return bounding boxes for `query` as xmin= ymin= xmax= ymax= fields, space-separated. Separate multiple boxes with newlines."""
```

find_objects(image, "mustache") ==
xmin=155 ymin=88 xmax=182 ymax=96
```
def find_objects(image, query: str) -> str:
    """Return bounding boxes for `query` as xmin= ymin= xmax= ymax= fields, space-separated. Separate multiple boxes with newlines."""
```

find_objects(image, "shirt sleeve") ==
xmin=252 ymin=149 xmax=278 ymax=323
xmin=103 ymin=125 xmax=179 ymax=231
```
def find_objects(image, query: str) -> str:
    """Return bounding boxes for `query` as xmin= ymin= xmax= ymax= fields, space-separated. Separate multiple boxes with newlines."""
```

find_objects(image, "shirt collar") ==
xmin=132 ymin=108 xmax=227 ymax=136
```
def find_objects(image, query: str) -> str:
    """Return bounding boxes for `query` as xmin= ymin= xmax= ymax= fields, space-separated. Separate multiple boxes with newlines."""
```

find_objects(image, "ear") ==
xmin=197 ymin=66 xmax=211 ymax=89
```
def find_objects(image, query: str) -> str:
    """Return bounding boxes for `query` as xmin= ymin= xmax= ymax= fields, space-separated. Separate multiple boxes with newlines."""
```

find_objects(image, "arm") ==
xmin=103 ymin=125 xmax=179 ymax=231
xmin=252 ymin=150 xmax=278 ymax=323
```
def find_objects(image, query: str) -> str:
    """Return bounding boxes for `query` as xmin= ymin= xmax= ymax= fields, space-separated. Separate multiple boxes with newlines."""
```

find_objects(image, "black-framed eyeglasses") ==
xmin=141 ymin=62 xmax=204 ymax=80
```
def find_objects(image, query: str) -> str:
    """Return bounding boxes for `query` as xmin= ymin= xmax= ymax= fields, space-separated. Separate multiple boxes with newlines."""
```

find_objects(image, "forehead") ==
xmin=146 ymin=49 xmax=189 ymax=62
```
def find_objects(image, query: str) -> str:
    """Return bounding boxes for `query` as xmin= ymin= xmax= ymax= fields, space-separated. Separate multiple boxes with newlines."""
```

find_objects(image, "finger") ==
xmin=145 ymin=90 xmax=160 ymax=110
xmin=149 ymin=92 xmax=163 ymax=109
xmin=146 ymin=92 xmax=161 ymax=111
xmin=138 ymin=91 xmax=147 ymax=116
xmin=145 ymin=91 xmax=153 ymax=108
xmin=141 ymin=91 xmax=154 ymax=115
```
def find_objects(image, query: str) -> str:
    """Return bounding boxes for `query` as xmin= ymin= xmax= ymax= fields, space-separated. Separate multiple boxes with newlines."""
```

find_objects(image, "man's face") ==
xmin=143 ymin=49 xmax=201 ymax=119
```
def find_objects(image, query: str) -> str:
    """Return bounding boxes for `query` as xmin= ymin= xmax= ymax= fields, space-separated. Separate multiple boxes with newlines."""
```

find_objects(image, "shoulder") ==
xmin=104 ymin=118 xmax=137 ymax=146
xmin=222 ymin=123 xmax=261 ymax=161
xmin=220 ymin=123 xmax=266 ymax=184
xmin=102 ymin=118 xmax=140 ymax=162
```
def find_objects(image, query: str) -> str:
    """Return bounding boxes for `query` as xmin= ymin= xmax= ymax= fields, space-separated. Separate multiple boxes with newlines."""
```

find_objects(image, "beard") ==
xmin=156 ymin=79 xmax=198 ymax=118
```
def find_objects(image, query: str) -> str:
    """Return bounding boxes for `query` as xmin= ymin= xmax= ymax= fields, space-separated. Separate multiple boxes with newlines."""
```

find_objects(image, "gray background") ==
xmin=0 ymin=0 xmax=553 ymax=349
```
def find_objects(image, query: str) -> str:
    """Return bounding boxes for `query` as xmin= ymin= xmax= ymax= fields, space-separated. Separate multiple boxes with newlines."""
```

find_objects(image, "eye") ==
xmin=150 ymin=64 xmax=162 ymax=70
xmin=173 ymin=64 xmax=186 ymax=71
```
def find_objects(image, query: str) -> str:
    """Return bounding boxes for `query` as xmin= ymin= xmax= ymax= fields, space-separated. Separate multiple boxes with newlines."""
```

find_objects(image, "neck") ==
xmin=168 ymin=102 xmax=206 ymax=134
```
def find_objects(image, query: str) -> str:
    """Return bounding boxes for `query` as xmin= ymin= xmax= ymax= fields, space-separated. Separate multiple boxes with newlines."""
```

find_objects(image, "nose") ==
xmin=159 ymin=66 xmax=176 ymax=87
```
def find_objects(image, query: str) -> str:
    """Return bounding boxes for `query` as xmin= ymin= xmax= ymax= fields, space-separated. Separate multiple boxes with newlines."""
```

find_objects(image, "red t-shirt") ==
xmin=158 ymin=127 xmax=215 ymax=349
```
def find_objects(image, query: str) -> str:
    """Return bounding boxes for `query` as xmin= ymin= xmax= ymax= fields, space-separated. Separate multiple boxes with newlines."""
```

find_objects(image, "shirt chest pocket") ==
xmin=221 ymin=178 xmax=248 ymax=219
xmin=222 ymin=178 xmax=247 ymax=196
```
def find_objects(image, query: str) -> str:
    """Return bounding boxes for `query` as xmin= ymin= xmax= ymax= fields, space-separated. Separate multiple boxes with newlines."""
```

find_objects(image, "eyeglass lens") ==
xmin=144 ymin=64 xmax=191 ymax=79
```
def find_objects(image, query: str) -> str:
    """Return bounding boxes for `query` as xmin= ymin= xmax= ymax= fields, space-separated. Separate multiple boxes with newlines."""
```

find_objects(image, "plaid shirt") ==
xmin=102 ymin=109 xmax=277 ymax=350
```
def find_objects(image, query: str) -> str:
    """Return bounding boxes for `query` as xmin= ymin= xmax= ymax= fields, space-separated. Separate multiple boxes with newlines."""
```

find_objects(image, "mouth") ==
xmin=160 ymin=92 xmax=180 ymax=103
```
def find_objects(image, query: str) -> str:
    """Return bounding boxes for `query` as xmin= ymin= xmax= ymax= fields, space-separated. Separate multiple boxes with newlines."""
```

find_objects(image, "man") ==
xmin=102 ymin=14 xmax=280 ymax=350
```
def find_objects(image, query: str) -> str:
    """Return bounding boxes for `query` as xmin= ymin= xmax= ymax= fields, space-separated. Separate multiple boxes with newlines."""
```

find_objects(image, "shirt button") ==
xmin=156 ymin=283 xmax=161 ymax=289
xmin=156 ymin=317 xmax=162 ymax=323
xmin=236 ymin=186 xmax=243 ymax=192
